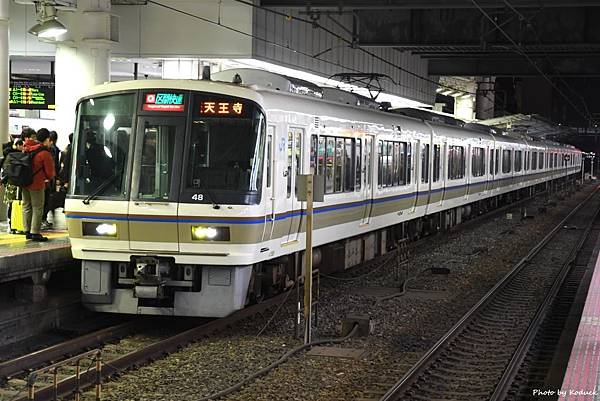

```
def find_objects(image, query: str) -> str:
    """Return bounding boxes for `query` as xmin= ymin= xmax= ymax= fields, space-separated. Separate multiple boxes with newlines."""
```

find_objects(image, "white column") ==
xmin=55 ymin=43 xmax=110 ymax=141
xmin=0 ymin=0 xmax=9 ymax=142
xmin=53 ymin=0 xmax=113 ymax=148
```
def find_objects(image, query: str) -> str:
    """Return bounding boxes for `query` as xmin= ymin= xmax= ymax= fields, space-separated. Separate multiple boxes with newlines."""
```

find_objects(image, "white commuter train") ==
xmin=65 ymin=71 xmax=582 ymax=317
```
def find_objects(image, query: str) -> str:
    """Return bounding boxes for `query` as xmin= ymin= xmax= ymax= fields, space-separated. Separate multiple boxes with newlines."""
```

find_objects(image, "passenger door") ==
xmin=283 ymin=127 xmax=304 ymax=244
xmin=128 ymin=116 xmax=185 ymax=252
xmin=360 ymin=135 xmax=374 ymax=225
xmin=262 ymin=125 xmax=276 ymax=242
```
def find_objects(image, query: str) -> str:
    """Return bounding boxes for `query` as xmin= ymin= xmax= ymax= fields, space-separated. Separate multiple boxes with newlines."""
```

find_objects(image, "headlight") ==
xmin=191 ymin=226 xmax=230 ymax=241
xmin=83 ymin=222 xmax=118 ymax=237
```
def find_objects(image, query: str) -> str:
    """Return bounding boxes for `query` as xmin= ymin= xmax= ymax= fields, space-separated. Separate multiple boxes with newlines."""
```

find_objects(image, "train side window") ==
xmin=393 ymin=142 xmax=400 ymax=185
xmin=317 ymin=137 xmax=325 ymax=177
xmin=514 ymin=150 xmax=522 ymax=172
xmin=378 ymin=140 xmax=384 ymax=188
xmin=433 ymin=144 xmax=441 ymax=182
xmin=421 ymin=143 xmax=430 ymax=183
xmin=335 ymin=138 xmax=344 ymax=192
xmin=472 ymin=147 xmax=485 ymax=177
xmin=502 ymin=150 xmax=512 ymax=173
xmin=355 ymin=138 xmax=362 ymax=190
xmin=495 ymin=150 xmax=499 ymax=174
xmin=286 ymin=132 xmax=293 ymax=198
xmin=539 ymin=153 xmax=544 ymax=169
xmin=310 ymin=134 xmax=317 ymax=174
xmin=266 ymin=128 xmax=273 ymax=188
xmin=344 ymin=138 xmax=354 ymax=192
xmin=532 ymin=151 xmax=537 ymax=171
xmin=554 ymin=153 xmax=558 ymax=168
xmin=448 ymin=145 xmax=465 ymax=180
xmin=325 ymin=137 xmax=335 ymax=193
xmin=524 ymin=151 xmax=529 ymax=171
xmin=489 ymin=149 xmax=494 ymax=175
xmin=406 ymin=142 xmax=412 ymax=185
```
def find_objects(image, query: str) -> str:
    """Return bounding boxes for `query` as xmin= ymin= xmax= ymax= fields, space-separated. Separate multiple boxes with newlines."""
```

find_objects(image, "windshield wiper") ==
xmin=82 ymin=174 xmax=119 ymax=205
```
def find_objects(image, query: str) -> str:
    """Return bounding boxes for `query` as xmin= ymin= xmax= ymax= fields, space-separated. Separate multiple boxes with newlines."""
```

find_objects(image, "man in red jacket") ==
xmin=22 ymin=128 xmax=56 ymax=242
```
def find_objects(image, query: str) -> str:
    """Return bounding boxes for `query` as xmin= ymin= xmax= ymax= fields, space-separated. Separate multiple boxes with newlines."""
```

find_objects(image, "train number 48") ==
xmin=191 ymin=194 xmax=204 ymax=201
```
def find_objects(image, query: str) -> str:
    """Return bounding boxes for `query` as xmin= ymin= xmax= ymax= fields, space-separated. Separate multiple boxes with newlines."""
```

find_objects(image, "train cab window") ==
xmin=185 ymin=99 xmax=266 ymax=204
xmin=502 ymin=150 xmax=512 ymax=173
xmin=448 ymin=145 xmax=465 ymax=180
xmin=433 ymin=144 xmax=441 ymax=182
xmin=532 ymin=152 xmax=537 ymax=171
xmin=138 ymin=123 xmax=177 ymax=200
xmin=72 ymin=93 xmax=135 ymax=199
xmin=539 ymin=153 xmax=544 ymax=169
xmin=421 ymin=143 xmax=430 ymax=183
xmin=514 ymin=150 xmax=522 ymax=172
xmin=472 ymin=147 xmax=485 ymax=177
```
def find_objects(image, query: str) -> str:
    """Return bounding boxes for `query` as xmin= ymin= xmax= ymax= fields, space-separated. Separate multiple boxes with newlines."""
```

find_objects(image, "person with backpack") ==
xmin=20 ymin=129 xmax=56 ymax=241
xmin=1 ymin=138 xmax=24 ymax=233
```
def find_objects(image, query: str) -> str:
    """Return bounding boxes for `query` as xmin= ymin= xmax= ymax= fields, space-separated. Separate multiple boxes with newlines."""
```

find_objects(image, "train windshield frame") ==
xmin=71 ymin=92 xmax=135 ymax=200
xmin=70 ymin=89 xmax=266 ymax=205
xmin=182 ymin=93 xmax=266 ymax=205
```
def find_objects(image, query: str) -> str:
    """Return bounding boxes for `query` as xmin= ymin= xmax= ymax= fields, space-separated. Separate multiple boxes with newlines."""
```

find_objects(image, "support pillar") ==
xmin=0 ymin=0 xmax=9 ymax=142
xmin=52 ymin=0 xmax=113 ymax=145
xmin=476 ymin=76 xmax=496 ymax=120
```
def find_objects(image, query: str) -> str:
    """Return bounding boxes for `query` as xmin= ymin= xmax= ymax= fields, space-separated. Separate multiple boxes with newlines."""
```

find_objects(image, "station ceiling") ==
xmin=260 ymin=0 xmax=600 ymax=77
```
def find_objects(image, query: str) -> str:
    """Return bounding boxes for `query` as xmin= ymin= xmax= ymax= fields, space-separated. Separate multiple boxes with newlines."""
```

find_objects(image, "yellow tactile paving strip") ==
xmin=0 ymin=230 xmax=68 ymax=244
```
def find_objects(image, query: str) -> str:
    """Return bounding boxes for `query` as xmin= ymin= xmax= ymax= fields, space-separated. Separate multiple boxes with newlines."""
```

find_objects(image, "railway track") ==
xmin=379 ymin=186 xmax=600 ymax=401
xmin=0 ymin=292 xmax=287 ymax=401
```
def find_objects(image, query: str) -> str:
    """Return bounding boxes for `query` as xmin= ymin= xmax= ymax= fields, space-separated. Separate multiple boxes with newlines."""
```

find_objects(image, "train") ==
xmin=65 ymin=69 xmax=582 ymax=317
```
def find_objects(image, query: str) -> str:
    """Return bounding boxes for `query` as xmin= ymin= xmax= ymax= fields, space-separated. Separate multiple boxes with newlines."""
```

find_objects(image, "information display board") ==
xmin=9 ymin=81 xmax=55 ymax=110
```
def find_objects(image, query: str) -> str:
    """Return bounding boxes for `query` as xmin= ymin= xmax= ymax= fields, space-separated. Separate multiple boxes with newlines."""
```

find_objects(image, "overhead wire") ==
xmin=501 ymin=0 xmax=593 ymax=126
xmin=233 ymin=0 xmax=508 ymax=117
xmin=469 ymin=0 xmax=593 ymax=125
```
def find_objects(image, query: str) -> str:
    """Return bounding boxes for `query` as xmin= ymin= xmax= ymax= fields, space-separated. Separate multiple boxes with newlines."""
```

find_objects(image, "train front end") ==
xmin=66 ymin=81 xmax=267 ymax=317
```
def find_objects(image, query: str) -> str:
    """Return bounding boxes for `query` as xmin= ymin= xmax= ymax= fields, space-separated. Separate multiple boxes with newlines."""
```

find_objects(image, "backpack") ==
xmin=2 ymin=148 xmax=47 ymax=187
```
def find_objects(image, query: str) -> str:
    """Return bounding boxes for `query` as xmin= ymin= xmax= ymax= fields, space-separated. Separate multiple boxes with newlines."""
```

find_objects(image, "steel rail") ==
xmin=11 ymin=291 xmax=288 ymax=401
xmin=489 ymin=195 xmax=600 ymax=400
xmin=0 ymin=319 xmax=143 ymax=381
xmin=379 ymin=185 xmax=600 ymax=401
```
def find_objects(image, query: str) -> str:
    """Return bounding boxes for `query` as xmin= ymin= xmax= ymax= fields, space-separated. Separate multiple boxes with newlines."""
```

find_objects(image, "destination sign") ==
xmin=193 ymin=93 xmax=254 ymax=119
xmin=9 ymin=81 xmax=55 ymax=110
xmin=200 ymin=101 xmax=244 ymax=116
xmin=142 ymin=92 xmax=185 ymax=112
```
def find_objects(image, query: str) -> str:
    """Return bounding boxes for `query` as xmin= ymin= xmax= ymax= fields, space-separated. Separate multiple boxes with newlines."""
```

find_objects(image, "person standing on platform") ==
xmin=22 ymin=129 xmax=56 ymax=242
xmin=41 ymin=131 xmax=60 ymax=230
xmin=58 ymin=133 xmax=72 ymax=188
xmin=1 ymin=138 xmax=24 ymax=233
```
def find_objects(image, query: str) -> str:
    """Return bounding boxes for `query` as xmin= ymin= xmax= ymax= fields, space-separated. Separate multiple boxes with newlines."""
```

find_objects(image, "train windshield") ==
xmin=183 ymin=95 xmax=266 ymax=204
xmin=72 ymin=93 xmax=134 ymax=199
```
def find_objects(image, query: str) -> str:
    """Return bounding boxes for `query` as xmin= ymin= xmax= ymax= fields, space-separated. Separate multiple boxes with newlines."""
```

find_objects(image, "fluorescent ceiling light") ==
xmin=36 ymin=18 xmax=68 ymax=38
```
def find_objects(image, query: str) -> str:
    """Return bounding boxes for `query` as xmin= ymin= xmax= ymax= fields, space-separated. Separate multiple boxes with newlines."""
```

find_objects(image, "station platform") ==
xmin=0 ymin=211 xmax=72 ymax=288
xmin=560 ymin=240 xmax=600 ymax=399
